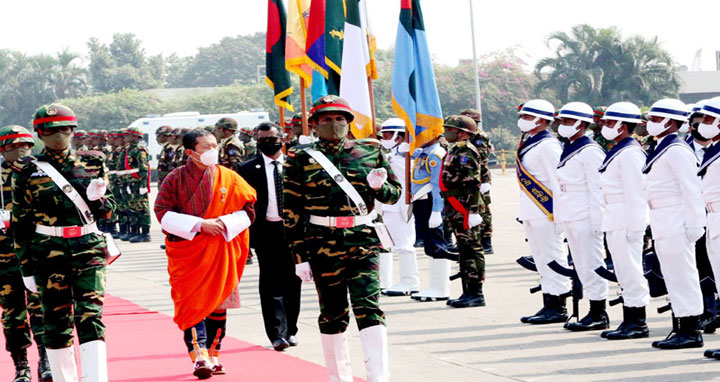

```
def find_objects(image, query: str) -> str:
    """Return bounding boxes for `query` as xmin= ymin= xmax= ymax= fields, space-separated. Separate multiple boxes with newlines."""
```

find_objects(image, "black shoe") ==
xmin=37 ymin=345 xmax=52 ymax=382
xmin=130 ymin=226 xmax=151 ymax=243
xmin=701 ymin=314 xmax=720 ymax=334
xmin=383 ymin=289 xmax=419 ymax=297
xmin=652 ymin=316 xmax=703 ymax=349
xmin=272 ymin=338 xmax=290 ymax=351
xmin=565 ymin=300 xmax=609 ymax=331
xmin=106 ymin=222 xmax=118 ymax=235
xmin=447 ymin=294 xmax=468 ymax=306
xmin=246 ymin=256 xmax=254 ymax=265
xmin=413 ymin=239 xmax=424 ymax=248
xmin=11 ymin=350 xmax=31 ymax=382
xmin=450 ymin=283 xmax=486 ymax=308
xmin=287 ymin=335 xmax=299 ymax=347
xmin=160 ymin=244 xmax=166 ymax=250
xmin=604 ymin=306 xmax=649 ymax=340
xmin=481 ymin=236 xmax=494 ymax=255
xmin=122 ymin=225 xmax=137 ymax=241
xmin=523 ymin=294 xmax=568 ymax=324
xmin=115 ymin=223 xmax=127 ymax=239
xmin=704 ymin=349 xmax=720 ymax=358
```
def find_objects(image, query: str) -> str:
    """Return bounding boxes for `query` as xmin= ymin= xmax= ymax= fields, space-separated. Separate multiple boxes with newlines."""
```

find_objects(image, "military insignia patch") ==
xmin=11 ymin=126 xmax=22 ymax=133
xmin=62 ymin=184 xmax=73 ymax=194
xmin=287 ymin=151 xmax=296 ymax=158
xmin=460 ymin=156 xmax=468 ymax=164
xmin=429 ymin=160 xmax=437 ymax=167
xmin=323 ymin=95 xmax=334 ymax=103
xmin=308 ymin=158 xmax=316 ymax=164
xmin=334 ymin=174 xmax=344 ymax=183
xmin=46 ymin=107 xmax=57 ymax=116
xmin=228 ymin=149 xmax=236 ymax=156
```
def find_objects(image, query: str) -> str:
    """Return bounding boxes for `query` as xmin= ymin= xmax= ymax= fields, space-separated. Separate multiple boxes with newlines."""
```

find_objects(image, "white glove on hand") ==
xmin=23 ymin=276 xmax=38 ymax=293
xmin=295 ymin=262 xmax=313 ymax=282
xmin=428 ymin=211 xmax=443 ymax=228
xmin=626 ymin=230 xmax=644 ymax=242
xmin=86 ymin=179 xmax=107 ymax=201
xmin=398 ymin=142 xmax=411 ymax=154
xmin=686 ymin=227 xmax=705 ymax=243
xmin=367 ymin=168 xmax=388 ymax=190
xmin=480 ymin=183 xmax=491 ymax=194
xmin=468 ymin=213 xmax=483 ymax=228
xmin=298 ymin=135 xmax=313 ymax=145
xmin=139 ymin=187 xmax=148 ymax=195
xmin=126 ymin=186 xmax=132 ymax=194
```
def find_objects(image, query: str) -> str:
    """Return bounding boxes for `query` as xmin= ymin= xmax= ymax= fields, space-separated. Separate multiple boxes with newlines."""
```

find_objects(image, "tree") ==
xmin=535 ymin=24 xmax=680 ymax=106
xmin=59 ymin=89 xmax=162 ymax=131
xmin=87 ymin=33 xmax=165 ymax=92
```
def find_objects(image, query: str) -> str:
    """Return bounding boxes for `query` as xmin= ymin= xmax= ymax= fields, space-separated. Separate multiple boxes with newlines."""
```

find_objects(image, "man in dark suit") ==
xmin=237 ymin=122 xmax=301 ymax=351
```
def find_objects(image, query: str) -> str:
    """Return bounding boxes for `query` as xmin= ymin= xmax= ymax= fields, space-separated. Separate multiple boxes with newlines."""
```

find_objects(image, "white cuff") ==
xmin=218 ymin=210 xmax=251 ymax=242
xmin=161 ymin=211 xmax=202 ymax=241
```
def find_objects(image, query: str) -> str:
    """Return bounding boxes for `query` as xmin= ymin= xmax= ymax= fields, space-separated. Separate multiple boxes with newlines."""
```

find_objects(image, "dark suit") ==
xmin=237 ymin=155 xmax=301 ymax=343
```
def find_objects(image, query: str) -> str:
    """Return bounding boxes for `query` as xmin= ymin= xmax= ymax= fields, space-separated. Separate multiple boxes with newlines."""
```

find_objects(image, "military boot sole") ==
xmin=704 ymin=349 xmax=720 ymax=358
xmin=605 ymin=329 xmax=649 ymax=340
xmin=652 ymin=336 xmax=703 ymax=349
xmin=527 ymin=314 xmax=568 ymax=325
xmin=564 ymin=321 xmax=610 ymax=332
xmin=382 ymin=290 xmax=419 ymax=297
xmin=450 ymin=298 xmax=486 ymax=308
xmin=411 ymin=295 xmax=449 ymax=302
xmin=129 ymin=235 xmax=151 ymax=243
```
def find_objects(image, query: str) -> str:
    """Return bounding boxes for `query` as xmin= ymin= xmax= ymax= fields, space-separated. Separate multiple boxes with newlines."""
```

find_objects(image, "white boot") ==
xmin=378 ymin=252 xmax=394 ymax=290
xmin=80 ymin=340 xmax=108 ymax=382
xmin=411 ymin=258 xmax=450 ymax=301
xmin=385 ymin=252 xmax=420 ymax=296
xmin=320 ymin=333 xmax=353 ymax=382
xmin=47 ymin=346 xmax=79 ymax=382
xmin=359 ymin=325 xmax=390 ymax=382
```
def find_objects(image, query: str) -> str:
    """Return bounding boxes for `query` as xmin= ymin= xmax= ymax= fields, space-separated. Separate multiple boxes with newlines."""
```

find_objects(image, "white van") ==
xmin=127 ymin=110 xmax=269 ymax=170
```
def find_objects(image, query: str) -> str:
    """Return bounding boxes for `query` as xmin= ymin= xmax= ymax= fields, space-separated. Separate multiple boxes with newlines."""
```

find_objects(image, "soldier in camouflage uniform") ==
xmin=214 ymin=117 xmax=245 ymax=169
xmin=461 ymin=109 xmax=494 ymax=254
xmin=591 ymin=107 xmax=616 ymax=151
xmin=0 ymin=126 xmax=53 ymax=382
xmin=283 ymin=113 xmax=303 ymax=151
xmin=440 ymin=115 xmax=487 ymax=308
xmin=174 ymin=128 xmax=191 ymax=169
xmin=12 ymin=103 xmax=115 ymax=382
xmin=111 ymin=129 xmax=133 ymax=240
xmin=123 ymin=127 xmax=151 ymax=242
xmin=156 ymin=126 xmax=175 ymax=186
xmin=72 ymin=130 xmax=88 ymax=150
xmin=238 ymin=127 xmax=257 ymax=161
xmin=283 ymin=96 xmax=400 ymax=382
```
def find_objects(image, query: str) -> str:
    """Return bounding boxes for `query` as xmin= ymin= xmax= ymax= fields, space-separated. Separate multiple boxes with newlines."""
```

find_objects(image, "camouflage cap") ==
xmin=171 ymin=128 xmax=182 ymax=136
xmin=0 ymin=125 xmax=35 ymax=147
xmin=156 ymin=125 xmax=173 ymax=136
xmin=126 ymin=126 xmax=144 ymax=137
xmin=460 ymin=109 xmax=482 ymax=123
xmin=73 ymin=130 xmax=88 ymax=138
xmin=33 ymin=103 xmax=78 ymax=131
xmin=88 ymin=129 xmax=100 ymax=137
xmin=443 ymin=115 xmax=477 ymax=134
xmin=291 ymin=113 xmax=303 ymax=127
xmin=99 ymin=130 xmax=109 ymax=137
xmin=215 ymin=117 xmax=238 ymax=131
xmin=239 ymin=126 xmax=255 ymax=137
xmin=309 ymin=95 xmax=355 ymax=123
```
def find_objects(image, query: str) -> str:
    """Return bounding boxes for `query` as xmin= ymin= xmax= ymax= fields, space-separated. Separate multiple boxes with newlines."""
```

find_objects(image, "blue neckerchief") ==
xmin=684 ymin=134 xmax=693 ymax=144
xmin=642 ymin=134 xmax=692 ymax=174
xmin=517 ymin=130 xmax=554 ymax=161
xmin=699 ymin=142 xmax=720 ymax=177
xmin=599 ymin=137 xmax=642 ymax=173
xmin=558 ymin=136 xmax=600 ymax=168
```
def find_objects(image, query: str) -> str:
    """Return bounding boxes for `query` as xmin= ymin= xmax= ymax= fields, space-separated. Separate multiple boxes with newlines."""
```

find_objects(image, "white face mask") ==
xmin=601 ymin=123 xmax=622 ymax=141
xmin=517 ymin=117 xmax=540 ymax=132
xmin=646 ymin=118 xmax=670 ymax=137
xmin=679 ymin=121 xmax=690 ymax=134
xmin=198 ymin=148 xmax=219 ymax=167
xmin=381 ymin=132 xmax=399 ymax=150
xmin=698 ymin=118 xmax=720 ymax=140
xmin=558 ymin=120 xmax=581 ymax=139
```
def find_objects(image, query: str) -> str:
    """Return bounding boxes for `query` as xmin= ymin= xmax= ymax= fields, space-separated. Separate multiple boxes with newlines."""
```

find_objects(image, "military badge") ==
xmin=11 ymin=126 xmax=22 ymax=133
xmin=429 ymin=160 xmax=437 ymax=167
xmin=62 ymin=184 xmax=73 ymax=194
xmin=334 ymin=174 xmax=345 ymax=183
xmin=228 ymin=149 xmax=236 ymax=156
xmin=308 ymin=158 xmax=316 ymax=164
xmin=460 ymin=156 xmax=468 ymax=164
xmin=46 ymin=107 xmax=57 ymax=116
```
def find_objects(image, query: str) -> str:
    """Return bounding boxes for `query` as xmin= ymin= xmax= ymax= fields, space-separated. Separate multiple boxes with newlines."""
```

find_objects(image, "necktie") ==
xmin=272 ymin=161 xmax=283 ymax=212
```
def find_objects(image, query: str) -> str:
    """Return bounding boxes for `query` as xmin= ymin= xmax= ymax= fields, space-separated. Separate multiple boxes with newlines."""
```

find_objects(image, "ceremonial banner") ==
xmin=307 ymin=0 xmax=330 ymax=100
xmin=515 ymin=158 xmax=554 ymax=221
xmin=324 ymin=0 xmax=345 ymax=95
xmin=391 ymin=0 xmax=444 ymax=151
xmin=266 ymin=0 xmax=294 ymax=111
xmin=285 ymin=0 xmax=312 ymax=85
xmin=339 ymin=0 xmax=373 ymax=139
xmin=359 ymin=0 xmax=378 ymax=80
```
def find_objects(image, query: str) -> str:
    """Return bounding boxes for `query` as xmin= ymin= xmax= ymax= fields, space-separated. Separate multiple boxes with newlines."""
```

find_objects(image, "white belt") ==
xmin=309 ymin=212 xmax=377 ymax=228
xmin=604 ymin=193 xmax=625 ymax=204
xmin=560 ymin=184 xmax=589 ymax=193
xmin=114 ymin=169 xmax=139 ymax=175
xmin=648 ymin=196 xmax=682 ymax=210
xmin=707 ymin=201 xmax=720 ymax=213
xmin=36 ymin=222 xmax=99 ymax=238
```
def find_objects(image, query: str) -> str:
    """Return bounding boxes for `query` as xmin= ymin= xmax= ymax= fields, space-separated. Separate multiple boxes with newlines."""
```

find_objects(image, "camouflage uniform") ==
xmin=156 ymin=126 xmax=175 ymax=186
xmin=124 ymin=127 xmax=151 ymax=242
xmin=12 ymin=104 xmax=115 ymax=350
xmin=440 ymin=115 xmax=486 ymax=308
xmin=238 ymin=127 xmax=256 ymax=161
xmin=174 ymin=128 xmax=191 ymax=169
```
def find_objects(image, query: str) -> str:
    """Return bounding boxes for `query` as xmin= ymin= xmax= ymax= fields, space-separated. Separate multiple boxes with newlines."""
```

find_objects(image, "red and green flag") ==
xmin=266 ymin=0 xmax=294 ymax=111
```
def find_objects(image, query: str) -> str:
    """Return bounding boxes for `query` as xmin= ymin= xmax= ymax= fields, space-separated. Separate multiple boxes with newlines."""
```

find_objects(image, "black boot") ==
xmin=481 ymin=235 xmax=494 ymax=255
xmin=450 ymin=282 xmax=486 ymax=308
xmin=565 ymin=300 xmax=609 ymax=331
xmin=447 ymin=279 xmax=469 ymax=306
xmin=704 ymin=349 xmax=720 ymax=358
xmin=122 ymin=225 xmax=138 ymax=241
xmin=37 ymin=345 xmax=52 ymax=382
xmin=522 ymin=294 xmax=568 ymax=324
xmin=130 ymin=225 xmax=151 ymax=243
xmin=603 ymin=306 xmax=649 ymax=340
xmin=652 ymin=315 xmax=704 ymax=349
xmin=106 ymin=221 xmax=118 ymax=236
xmin=116 ymin=223 xmax=128 ymax=240
xmin=11 ymin=350 xmax=31 ymax=382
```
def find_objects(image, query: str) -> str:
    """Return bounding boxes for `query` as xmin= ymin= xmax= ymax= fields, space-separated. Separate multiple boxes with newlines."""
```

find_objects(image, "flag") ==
xmin=285 ymin=0 xmax=312 ymax=85
xmin=306 ymin=0 xmax=329 ymax=101
xmin=340 ymin=0 xmax=373 ymax=139
xmin=359 ymin=0 xmax=378 ymax=80
xmin=391 ymin=0 xmax=444 ymax=151
xmin=311 ymin=69 xmax=328 ymax=101
xmin=324 ymin=0 xmax=345 ymax=95
xmin=266 ymin=0 xmax=293 ymax=111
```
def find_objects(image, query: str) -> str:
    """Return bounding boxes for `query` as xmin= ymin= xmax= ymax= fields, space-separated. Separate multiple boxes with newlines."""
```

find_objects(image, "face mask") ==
xmin=443 ymin=129 xmax=459 ymax=143
xmin=646 ymin=118 xmax=670 ymax=137
xmin=517 ymin=117 xmax=539 ymax=132
xmin=316 ymin=121 xmax=349 ymax=141
xmin=381 ymin=139 xmax=397 ymax=150
xmin=194 ymin=148 xmax=218 ymax=167
xmin=679 ymin=122 xmax=689 ymax=134
xmin=1 ymin=147 xmax=30 ymax=163
xmin=558 ymin=120 xmax=581 ymax=139
xmin=258 ymin=140 xmax=283 ymax=156
xmin=42 ymin=131 xmax=72 ymax=151
xmin=601 ymin=124 xmax=622 ymax=141
xmin=690 ymin=127 xmax=707 ymax=141
xmin=698 ymin=119 xmax=720 ymax=140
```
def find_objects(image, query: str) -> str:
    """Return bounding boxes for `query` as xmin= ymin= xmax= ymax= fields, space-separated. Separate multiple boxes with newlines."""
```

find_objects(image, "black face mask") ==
xmin=258 ymin=140 xmax=283 ymax=156
xmin=690 ymin=124 xmax=708 ymax=141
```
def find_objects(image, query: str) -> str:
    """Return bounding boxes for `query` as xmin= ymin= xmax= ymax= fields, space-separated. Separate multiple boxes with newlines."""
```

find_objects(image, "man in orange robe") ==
xmin=154 ymin=128 xmax=256 ymax=379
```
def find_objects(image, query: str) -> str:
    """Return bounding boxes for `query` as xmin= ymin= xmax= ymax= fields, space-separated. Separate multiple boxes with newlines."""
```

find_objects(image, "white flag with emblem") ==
xmin=339 ymin=0 xmax=373 ymax=139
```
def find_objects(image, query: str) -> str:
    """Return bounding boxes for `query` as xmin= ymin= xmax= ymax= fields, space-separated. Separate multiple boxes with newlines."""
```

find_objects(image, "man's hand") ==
xmin=139 ymin=187 xmax=148 ymax=195
xmin=480 ymin=183 xmax=491 ymax=194
xmin=295 ymin=262 xmax=313 ymax=282
xmin=367 ymin=168 xmax=388 ymax=190
xmin=398 ymin=142 xmax=411 ymax=154
xmin=201 ymin=219 xmax=225 ymax=236
xmin=428 ymin=211 xmax=443 ymax=228
xmin=23 ymin=276 xmax=38 ymax=293
xmin=86 ymin=179 xmax=107 ymax=201
xmin=468 ymin=214 xmax=483 ymax=229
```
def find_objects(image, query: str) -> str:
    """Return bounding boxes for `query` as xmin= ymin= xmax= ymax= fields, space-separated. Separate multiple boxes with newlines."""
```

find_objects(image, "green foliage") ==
xmin=87 ymin=34 xmax=165 ymax=92
xmin=173 ymin=83 xmax=277 ymax=115
xmin=59 ymin=89 xmax=161 ymax=131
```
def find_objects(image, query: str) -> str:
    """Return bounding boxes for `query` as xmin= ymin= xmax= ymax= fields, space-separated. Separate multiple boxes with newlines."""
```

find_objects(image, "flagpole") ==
xmin=368 ymin=77 xmax=376 ymax=136
xmin=300 ymin=78 xmax=309 ymax=136
xmin=279 ymin=107 xmax=285 ymax=129
xmin=468 ymin=0 xmax=482 ymax=116
xmin=405 ymin=129 xmax=411 ymax=205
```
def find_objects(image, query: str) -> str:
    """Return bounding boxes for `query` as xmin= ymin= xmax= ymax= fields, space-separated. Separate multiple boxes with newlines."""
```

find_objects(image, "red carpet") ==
xmin=1 ymin=295 xmax=365 ymax=381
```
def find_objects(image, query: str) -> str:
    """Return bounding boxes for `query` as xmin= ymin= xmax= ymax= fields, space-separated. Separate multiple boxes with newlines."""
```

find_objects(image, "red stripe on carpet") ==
xmin=1 ymin=294 xmax=366 ymax=381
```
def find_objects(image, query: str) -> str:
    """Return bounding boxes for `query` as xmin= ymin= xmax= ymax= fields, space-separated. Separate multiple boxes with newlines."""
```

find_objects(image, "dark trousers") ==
xmin=253 ymin=221 xmax=301 ymax=343
xmin=413 ymin=196 xmax=455 ymax=259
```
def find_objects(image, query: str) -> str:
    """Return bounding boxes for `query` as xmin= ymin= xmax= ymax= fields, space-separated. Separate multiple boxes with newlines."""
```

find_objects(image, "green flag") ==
xmin=266 ymin=0 xmax=293 ymax=111
xmin=324 ymin=0 xmax=345 ymax=96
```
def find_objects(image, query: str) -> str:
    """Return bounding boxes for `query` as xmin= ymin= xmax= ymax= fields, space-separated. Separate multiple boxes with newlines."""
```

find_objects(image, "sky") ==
xmin=3 ymin=0 xmax=720 ymax=72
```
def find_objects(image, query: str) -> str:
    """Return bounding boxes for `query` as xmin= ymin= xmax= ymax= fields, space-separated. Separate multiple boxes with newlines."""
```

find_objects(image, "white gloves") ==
xmin=367 ymin=168 xmax=388 ymax=190
xmin=126 ymin=186 xmax=132 ymax=194
xmin=23 ymin=276 xmax=38 ymax=293
xmin=86 ymin=179 xmax=107 ymax=201
xmin=686 ymin=227 xmax=705 ymax=243
xmin=139 ymin=187 xmax=149 ymax=195
xmin=398 ymin=142 xmax=411 ymax=154
xmin=468 ymin=214 xmax=483 ymax=228
xmin=428 ymin=211 xmax=443 ymax=228
xmin=480 ymin=183 xmax=491 ymax=194
xmin=295 ymin=262 xmax=313 ymax=282
xmin=298 ymin=135 xmax=313 ymax=145
xmin=627 ymin=230 xmax=644 ymax=242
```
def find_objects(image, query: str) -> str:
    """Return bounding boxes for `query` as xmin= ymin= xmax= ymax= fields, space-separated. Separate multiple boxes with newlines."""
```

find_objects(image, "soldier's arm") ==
xmin=89 ymin=160 xmax=115 ymax=218
xmin=428 ymin=153 xmax=445 ymax=212
xmin=479 ymin=149 xmax=492 ymax=184
xmin=459 ymin=150 xmax=484 ymax=214
xmin=371 ymin=147 xmax=402 ymax=205
xmin=282 ymin=150 xmax=308 ymax=264
xmin=226 ymin=143 xmax=244 ymax=166
xmin=10 ymin=163 xmax=35 ymax=277
xmin=137 ymin=147 xmax=150 ymax=182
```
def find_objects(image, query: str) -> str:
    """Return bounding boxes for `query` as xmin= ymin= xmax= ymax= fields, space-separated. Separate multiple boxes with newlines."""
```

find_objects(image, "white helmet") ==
xmin=691 ymin=99 xmax=711 ymax=116
xmin=647 ymin=99 xmax=688 ymax=122
xmin=380 ymin=118 xmax=405 ymax=132
xmin=698 ymin=97 xmax=720 ymax=120
xmin=602 ymin=102 xmax=643 ymax=124
xmin=518 ymin=99 xmax=555 ymax=122
xmin=558 ymin=102 xmax=594 ymax=123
